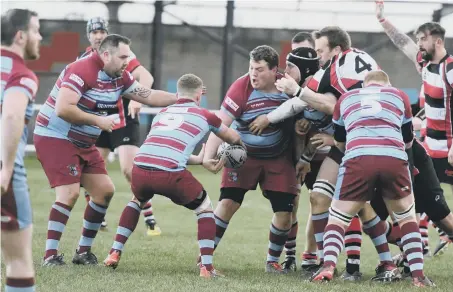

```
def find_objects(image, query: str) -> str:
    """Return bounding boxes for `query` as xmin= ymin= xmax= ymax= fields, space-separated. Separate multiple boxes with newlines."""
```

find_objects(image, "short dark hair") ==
xmin=1 ymin=9 xmax=38 ymax=46
xmin=415 ymin=22 xmax=445 ymax=41
xmin=291 ymin=32 xmax=315 ymax=47
xmin=98 ymin=34 xmax=131 ymax=53
xmin=249 ymin=45 xmax=279 ymax=69
xmin=313 ymin=26 xmax=351 ymax=51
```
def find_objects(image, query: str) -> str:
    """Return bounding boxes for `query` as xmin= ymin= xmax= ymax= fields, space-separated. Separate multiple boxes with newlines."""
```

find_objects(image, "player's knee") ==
xmin=184 ymin=190 xmax=213 ymax=213
xmin=392 ymin=202 xmax=416 ymax=224
xmin=98 ymin=181 xmax=115 ymax=206
xmin=56 ymin=187 xmax=80 ymax=207
xmin=264 ymin=191 xmax=295 ymax=213
xmin=219 ymin=187 xmax=246 ymax=205
xmin=311 ymin=179 xmax=335 ymax=204
xmin=329 ymin=206 xmax=354 ymax=227
xmin=121 ymin=166 xmax=133 ymax=183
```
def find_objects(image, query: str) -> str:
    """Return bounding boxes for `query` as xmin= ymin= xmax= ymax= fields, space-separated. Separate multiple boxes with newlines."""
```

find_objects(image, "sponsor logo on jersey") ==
xmin=225 ymin=96 xmax=239 ymax=112
xmin=69 ymin=74 xmax=84 ymax=87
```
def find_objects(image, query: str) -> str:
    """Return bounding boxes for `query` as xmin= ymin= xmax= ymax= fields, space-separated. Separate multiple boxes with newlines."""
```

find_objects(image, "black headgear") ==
xmin=286 ymin=47 xmax=320 ymax=85
xmin=86 ymin=17 xmax=109 ymax=36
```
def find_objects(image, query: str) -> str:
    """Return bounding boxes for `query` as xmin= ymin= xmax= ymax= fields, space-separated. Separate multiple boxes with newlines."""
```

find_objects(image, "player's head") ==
xmin=291 ymin=32 xmax=315 ymax=50
xmin=87 ymin=17 xmax=109 ymax=51
xmin=98 ymin=34 xmax=131 ymax=77
xmin=249 ymin=45 xmax=279 ymax=91
xmin=363 ymin=70 xmax=391 ymax=87
xmin=177 ymin=74 xmax=203 ymax=104
xmin=285 ymin=47 xmax=319 ymax=86
xmin=313 ymin=26 xmax=351 ymax=66
xmin=415 ymin=22 xmax=445 ymax=61
xmin=1 ymin=9 xmax=42 ymax=60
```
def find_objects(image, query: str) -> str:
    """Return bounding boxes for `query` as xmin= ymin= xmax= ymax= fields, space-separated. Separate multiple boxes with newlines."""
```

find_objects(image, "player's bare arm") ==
xmin=275 ymin=74 xmax=336 ymax=114
xmin=188 ymin=143 xmax=206 ymax=165
xmin=128 ymin=65 xmax=154 ymax=118
xmin=1 ymin=91 xmax=29 ymax=194
xmin=248 ymin=97 xmax=307 ymax=135
xmin=202 ymin=111 xmax=234 ymax=173
xmin=124 ymin=84 xmax=177 ymax=107
xmin=55 ymin=87 xmax=117 ymax=131
xmin=376 ymin=1 xmax=419 ymax=68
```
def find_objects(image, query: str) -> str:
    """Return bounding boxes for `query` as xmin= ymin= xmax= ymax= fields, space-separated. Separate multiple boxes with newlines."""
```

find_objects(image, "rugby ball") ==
xmin=217 ymin=143 xmax=247 ymax=169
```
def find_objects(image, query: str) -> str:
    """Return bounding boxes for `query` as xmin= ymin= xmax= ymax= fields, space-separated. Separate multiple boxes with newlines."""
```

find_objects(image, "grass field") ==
xmin=2 ymin=157 xmax=453 ymax=291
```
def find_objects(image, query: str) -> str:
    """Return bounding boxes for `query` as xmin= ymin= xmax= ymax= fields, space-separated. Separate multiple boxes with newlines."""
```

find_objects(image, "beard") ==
xmin=420 ymin=46 xmax=435 ymax=61
xmin=24 ymin=41 xmax=39 ymax=60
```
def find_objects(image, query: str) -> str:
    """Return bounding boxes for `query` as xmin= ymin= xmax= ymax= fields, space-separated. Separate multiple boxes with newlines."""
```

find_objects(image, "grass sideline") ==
xmin=1 ymin=157 xmax=452 ymax=292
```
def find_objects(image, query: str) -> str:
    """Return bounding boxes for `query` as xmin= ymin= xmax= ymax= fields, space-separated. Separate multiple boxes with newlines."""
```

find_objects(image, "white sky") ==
xmin=2 ymin=0 xmax=453 ymax=36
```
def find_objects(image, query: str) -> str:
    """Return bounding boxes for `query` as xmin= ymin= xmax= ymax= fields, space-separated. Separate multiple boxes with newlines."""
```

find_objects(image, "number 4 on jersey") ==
xmin=355 ymin=56 xmax=373 ymax=74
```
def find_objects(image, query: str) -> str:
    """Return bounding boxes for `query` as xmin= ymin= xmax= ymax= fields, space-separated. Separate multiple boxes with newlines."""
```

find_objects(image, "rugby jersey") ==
xmin=134 ymin=99 xmax=222 ymax=171
xmin=1 ymin=49 xmax=39 ymax=167
xmin=417 ymin=52 xmax=453 ymax=158
xmin=34 ymin=52 xmax=139 ymax=148
xmin=333 ymin=85 xmax=413 ymax=162
xmin=221 ymin=74 xmax=293 ymax=158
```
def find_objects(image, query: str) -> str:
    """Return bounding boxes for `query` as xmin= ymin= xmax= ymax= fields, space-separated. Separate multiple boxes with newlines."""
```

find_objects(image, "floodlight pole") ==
xmin=221 ymin=0 xmax=235 ymax=100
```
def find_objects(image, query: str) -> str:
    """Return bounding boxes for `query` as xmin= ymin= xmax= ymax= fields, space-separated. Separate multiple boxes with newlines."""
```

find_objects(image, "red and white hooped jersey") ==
xmin=417 ymin=52 xmax=453 ymax=158
xmin=307 ymin=48 xmax=380 ymax=98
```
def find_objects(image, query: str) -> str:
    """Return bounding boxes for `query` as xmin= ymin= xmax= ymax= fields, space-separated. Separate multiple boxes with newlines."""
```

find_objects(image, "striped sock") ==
xmin=301 ymin=251 xmax=318 ymax=266
xmin=267 ymin=224 xmax=290 ymax=263
xmin=110 ymin=201 xmax=142 ymax=254
xmin=323 ymin=223 xmax=346 ymax=268
xmin=363 ymin=216 xmax=392 ymax=265
xmin=345 ymin=216 xmax=362 ymax=273
xmin=78 ymin=200 xmax=107 ymax=253
xmin=5 ymin=277 xmax=35 ymax=292
xmin=214 ymin=215 xmax=229 ymax=250
xmin=142 ymin=200 xmax=154 ymax=222
xmin=312 ymin=211 xmax=329 ymax=262
xmin=419 ymin=213 xmax=430 ymax=253
xmin=401 ymin=221 xmax=425 ymax=278
xmin=44 ymin=202 xmax=72 ymax=260
xmin=284 ymin=221 xmax=298 ymax=259
xmin=197 ymin=211 xmax=216 ymax=271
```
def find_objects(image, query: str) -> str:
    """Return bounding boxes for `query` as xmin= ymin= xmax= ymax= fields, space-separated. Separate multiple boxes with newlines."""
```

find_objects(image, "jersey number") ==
xmin=158 ymin=114 xmax=184 ymax=131
xmin=355 ymin=56 xmax=373 ymax=74
xmin=360 ymin=95 xmax=382 ymax=115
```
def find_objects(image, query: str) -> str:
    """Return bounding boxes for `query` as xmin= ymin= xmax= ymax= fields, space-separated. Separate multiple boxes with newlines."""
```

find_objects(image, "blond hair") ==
xmin=177 ymin=74 xmax=203 ymax=98
xmin=364 ymin=70 xmax=390 ymax=86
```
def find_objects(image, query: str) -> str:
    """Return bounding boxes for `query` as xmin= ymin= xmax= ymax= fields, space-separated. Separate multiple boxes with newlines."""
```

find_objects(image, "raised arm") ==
xmin=375 ymin=1 xmax=419 ymax=69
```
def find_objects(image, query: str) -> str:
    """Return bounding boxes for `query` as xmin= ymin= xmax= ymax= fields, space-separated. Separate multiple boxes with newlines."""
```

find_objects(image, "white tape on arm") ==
xmin=267 ymin=98 xmax=307 ymax=124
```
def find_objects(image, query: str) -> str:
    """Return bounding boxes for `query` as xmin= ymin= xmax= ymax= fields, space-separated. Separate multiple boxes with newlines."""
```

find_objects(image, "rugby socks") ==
xmin=142 ymin=200 xmax=154 ymax=222
xmin=110 ymin=201 xmax=141 ymax=254
xmin=44 ymin=202 xmax=72 ymax=260
xmin=214 ymin=215 xmax=229 ymax=250
xmin=312 ymin=211 xmax=329 ymax=262
xmin=324 ymin=207 xmax=353 ymax=268
xmin=267 ymin=223 xmax=290 ymax=263
xmin=345 ymin=216 xmax=362 ymax=274
xmin=5 ymin=278 xmax=35 ymax=292
xmin=401 ymin=221 xmax=425 ymax=278
xmin=77 ymin=200 xmax=107 ymax=253
xmin=284 ymin=221 xmax=298 ymax=260
xmin=362 ymin=216 xmax=393 ymax=265
xmin=323 ymin=224 xmax=346 ymax=268
xmin=197 ymin=211 xmax=216 ymax=271
xmin=301 ymin=251 xmax=318 ymax=266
